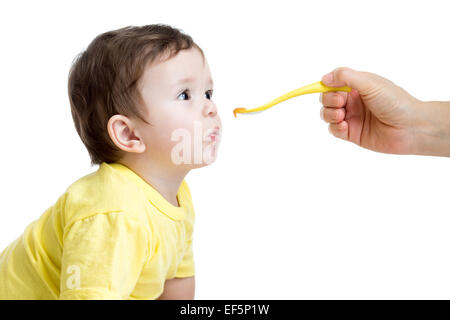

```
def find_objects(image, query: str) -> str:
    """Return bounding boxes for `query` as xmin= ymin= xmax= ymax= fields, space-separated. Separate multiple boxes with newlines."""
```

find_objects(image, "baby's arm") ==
xmin=60 ymin=211 xmax=150 ymax=299
xmin=158 ymin=219 xmax=196 ymax=300
xmin=157 ymin=276 xmax=195 ymax=300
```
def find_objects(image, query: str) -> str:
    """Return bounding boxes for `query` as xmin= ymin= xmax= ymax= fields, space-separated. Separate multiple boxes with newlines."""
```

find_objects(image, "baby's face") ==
xmin=136 ymin=47 xmax=221 ymax=169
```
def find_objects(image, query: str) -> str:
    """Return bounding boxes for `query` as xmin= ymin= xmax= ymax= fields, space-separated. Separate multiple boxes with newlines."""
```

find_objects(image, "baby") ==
xmin=0 ymin=24 xmax=221 ymax=299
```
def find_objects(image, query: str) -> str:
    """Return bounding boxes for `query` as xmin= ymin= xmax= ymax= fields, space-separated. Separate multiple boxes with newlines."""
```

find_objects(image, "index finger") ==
xmin=320 ymin=91 xmax=348 ymax=108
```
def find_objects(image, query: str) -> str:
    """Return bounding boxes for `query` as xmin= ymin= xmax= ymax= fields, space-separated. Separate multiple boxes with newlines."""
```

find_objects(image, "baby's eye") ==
xmin=177 ymin=90 xmax=190 ymax=101
xmin=205 ymin=90 xmax=213 ymax=100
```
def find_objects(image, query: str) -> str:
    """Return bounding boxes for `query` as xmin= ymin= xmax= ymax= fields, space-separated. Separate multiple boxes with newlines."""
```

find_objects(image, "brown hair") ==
xmin=68 ymin=24 xmax=203 ymax=166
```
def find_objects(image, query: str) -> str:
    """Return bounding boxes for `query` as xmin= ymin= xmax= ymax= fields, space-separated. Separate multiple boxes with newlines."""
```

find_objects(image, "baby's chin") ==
xmin=189 ymin=141 xmax=221 ymax=169
xmin=168 ymin=139 xmax=220 ymax=169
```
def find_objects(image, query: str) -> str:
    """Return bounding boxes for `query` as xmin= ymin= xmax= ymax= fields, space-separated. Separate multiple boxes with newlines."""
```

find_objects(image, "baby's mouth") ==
xmin=204 ymin=127 xmax=221 ymax=143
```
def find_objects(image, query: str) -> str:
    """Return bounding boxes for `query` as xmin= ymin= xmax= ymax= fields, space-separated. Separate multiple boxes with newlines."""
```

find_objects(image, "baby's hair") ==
xmin=68 ymin=24 xmax=203 ymax=166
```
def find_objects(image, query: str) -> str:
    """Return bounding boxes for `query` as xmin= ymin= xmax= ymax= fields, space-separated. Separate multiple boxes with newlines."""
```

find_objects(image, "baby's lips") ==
xmin=209 ymin=134 xmax=219 ymax=142
xmin=205 ymin=131 xmax=221 ymax=143
xmin=203 ymin=126 xmax=221 ymax=142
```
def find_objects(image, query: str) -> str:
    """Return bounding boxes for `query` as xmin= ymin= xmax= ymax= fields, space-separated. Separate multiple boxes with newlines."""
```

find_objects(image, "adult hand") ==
xmin=320 ymin=67 xmax=424 ymax=155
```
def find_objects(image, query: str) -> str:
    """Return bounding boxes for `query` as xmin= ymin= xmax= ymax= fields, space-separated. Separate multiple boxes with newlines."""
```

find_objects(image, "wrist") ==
xmin=412 ymin=100 xmax=450 ymax=157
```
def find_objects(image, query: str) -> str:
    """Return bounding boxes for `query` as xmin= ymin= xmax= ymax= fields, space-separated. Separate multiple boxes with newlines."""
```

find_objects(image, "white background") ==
xmin=1 ymin=0 xmax=450 ymax=299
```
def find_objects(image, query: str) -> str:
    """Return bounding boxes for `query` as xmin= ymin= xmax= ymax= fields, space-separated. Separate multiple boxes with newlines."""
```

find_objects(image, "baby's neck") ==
xmin=118 ymin=157 xmax=188 ymax=207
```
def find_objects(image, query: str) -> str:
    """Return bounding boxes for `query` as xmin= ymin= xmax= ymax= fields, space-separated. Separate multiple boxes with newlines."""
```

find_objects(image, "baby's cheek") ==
xmin=167 ymin=114 xmax=199 ymax=136
xmin=162 ymin=120 xmax=194 ymax=150
xmin=167 ymin=118 xmax=211 ymax=162
xmin=142 ymin=123 xmax=181 ymax=157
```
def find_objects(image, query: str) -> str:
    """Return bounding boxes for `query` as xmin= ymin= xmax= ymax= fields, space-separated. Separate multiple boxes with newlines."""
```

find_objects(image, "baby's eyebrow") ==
xmin=172 ymin=77 xmax=214 ymax=87
xmin=173 ymin=77 xmax=195 ymax=86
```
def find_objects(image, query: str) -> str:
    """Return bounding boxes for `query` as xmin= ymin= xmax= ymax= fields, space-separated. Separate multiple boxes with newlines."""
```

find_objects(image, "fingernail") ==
xmin=322 ymin=72 xmax=334 ymax=85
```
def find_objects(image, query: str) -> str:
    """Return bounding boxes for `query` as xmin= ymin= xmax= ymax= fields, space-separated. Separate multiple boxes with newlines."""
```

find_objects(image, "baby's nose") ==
xmin=203 ymin=100 xmax=217 ymax=117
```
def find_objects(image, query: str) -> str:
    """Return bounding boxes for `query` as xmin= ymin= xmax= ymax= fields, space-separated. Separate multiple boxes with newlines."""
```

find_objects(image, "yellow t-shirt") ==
xmin=0 ymin=162 xmax=195 ymax=299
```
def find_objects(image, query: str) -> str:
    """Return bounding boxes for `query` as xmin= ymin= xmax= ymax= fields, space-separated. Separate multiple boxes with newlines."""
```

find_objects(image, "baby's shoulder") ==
xmin=62 ymin=165 xmax=148 ymax=226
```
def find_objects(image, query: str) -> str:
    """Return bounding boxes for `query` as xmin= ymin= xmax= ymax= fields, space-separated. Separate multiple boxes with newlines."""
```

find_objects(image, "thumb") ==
xmin=321 ymin=67 xmax=381 ymax=95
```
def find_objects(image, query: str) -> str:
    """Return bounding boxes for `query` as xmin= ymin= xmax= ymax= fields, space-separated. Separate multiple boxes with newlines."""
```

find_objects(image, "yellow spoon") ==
xmin=233 ymin=81 xmax=352 ymax=117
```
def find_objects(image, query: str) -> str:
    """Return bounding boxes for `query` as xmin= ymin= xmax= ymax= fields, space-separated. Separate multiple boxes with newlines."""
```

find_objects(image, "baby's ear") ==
xmin=107 ymin=115 xmax=145 ymax=153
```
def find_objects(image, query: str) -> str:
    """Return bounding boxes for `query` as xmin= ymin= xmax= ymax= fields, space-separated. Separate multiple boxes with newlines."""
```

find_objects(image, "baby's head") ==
xmin=68 ymin=24 xmax=221 ymax=171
